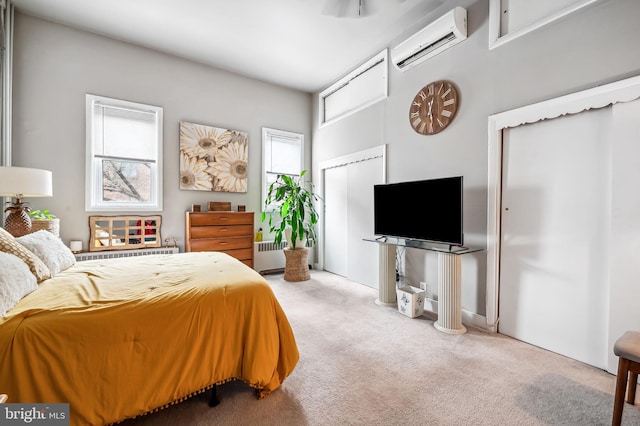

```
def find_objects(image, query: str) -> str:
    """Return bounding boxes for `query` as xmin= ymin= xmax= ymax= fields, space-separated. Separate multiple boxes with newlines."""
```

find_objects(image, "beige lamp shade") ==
xmin=0 ymin=166 xmax=53 ymax=197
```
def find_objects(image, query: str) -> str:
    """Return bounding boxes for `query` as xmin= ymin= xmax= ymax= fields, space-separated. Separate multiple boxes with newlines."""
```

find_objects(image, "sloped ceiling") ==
xmin=11 ymin=0 xmax=446 ymax=93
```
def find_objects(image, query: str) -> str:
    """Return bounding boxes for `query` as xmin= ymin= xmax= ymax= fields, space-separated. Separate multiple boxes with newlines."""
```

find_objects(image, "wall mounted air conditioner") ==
xmin=391 ymin=7 xmax=467 ymax=71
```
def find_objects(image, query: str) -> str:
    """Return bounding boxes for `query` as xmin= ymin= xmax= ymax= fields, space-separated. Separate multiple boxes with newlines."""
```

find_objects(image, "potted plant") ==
xmin=29 ymin=209 xmax=60 ymax=237
xmin=261 ymin=170 xmax=319 ymax=281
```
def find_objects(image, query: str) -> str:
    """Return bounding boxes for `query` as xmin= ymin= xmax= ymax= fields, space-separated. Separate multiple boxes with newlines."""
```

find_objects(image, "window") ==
xmin=489 ymin=0 xmax=602 ymax=49
xmin=85 ymin=94 xmax=163 ymax=211
xmin=319 ymin=49 xmax=388 ymax=126
xmin=262 ymin=127 xmax=304 ymax=211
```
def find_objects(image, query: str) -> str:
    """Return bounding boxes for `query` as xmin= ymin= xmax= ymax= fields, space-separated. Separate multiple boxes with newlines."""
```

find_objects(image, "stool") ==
xmin=613 ymin=331 xmax=640 ymax=425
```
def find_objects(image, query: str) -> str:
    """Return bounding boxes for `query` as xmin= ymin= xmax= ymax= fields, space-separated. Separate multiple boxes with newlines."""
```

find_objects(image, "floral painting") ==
xmin=179 ymin=121 xmax=248 ymax=193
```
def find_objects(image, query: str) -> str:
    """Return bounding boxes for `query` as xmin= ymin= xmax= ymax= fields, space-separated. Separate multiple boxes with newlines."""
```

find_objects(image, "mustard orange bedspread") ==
xmin=0 ymin=252 xmax=299 ymax=425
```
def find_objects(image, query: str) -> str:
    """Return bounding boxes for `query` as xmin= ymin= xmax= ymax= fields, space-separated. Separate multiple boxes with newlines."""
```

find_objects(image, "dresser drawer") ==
xmin=189 ymin=212 xmax=253 ymax=226
xmin=190 ymin=224 xmax=253 ymax=239
xmin=223 ymin=248 xmax=253 ymax=262
xmin=188 ymin=236 xmax=253 ymax=252
xmin=185 ymin=211 xmax=254 ymax=269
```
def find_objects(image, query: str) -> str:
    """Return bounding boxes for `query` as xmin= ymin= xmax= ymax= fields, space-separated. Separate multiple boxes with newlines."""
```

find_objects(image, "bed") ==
xmin=0 ymin=228 xmax=299 ymax=425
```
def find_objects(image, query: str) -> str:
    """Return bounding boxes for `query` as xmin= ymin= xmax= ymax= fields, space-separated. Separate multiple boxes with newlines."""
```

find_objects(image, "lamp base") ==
xmin=4 ymin=209 xmax=32 ymax=237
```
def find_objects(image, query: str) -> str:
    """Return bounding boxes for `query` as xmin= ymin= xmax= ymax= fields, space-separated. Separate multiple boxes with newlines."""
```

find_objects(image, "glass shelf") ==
xmin=364 ymin=236 xmax=484 ymax=334
xmin=363 ymin=236 xmax=483 ymax=255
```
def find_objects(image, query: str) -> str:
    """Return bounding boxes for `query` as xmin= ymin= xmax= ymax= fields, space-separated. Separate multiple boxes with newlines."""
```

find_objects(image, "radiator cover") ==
xmin=74 ymin=247 xmax=179 ymax=261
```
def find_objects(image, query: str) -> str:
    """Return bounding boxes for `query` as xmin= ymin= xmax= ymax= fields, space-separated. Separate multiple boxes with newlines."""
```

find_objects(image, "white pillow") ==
xmin=0 ymin=252 xmax=38 ymax=316
xmin=17 ymin=230 xmax=76 ymax=276
xmin=0 ymin=227 xmax=51 ymax=282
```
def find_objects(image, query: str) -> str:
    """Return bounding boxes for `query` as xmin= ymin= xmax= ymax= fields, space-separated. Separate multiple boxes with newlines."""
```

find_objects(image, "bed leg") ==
xmin=208 ymin=385 xmax=220 ymax=407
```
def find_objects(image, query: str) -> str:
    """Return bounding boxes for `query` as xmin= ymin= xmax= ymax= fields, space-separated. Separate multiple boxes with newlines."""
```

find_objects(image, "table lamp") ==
xmin=0 ymin=166 xmax=53 ymax=237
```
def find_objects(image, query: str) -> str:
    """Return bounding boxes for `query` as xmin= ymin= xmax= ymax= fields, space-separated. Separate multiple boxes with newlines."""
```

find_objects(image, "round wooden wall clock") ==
xmin=409 ymin=80 xmax=459 ymax=135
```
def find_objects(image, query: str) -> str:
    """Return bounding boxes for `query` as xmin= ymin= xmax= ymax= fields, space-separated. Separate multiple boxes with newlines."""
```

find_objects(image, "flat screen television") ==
xmin=373 ymin=176 xmax=463 ymax=246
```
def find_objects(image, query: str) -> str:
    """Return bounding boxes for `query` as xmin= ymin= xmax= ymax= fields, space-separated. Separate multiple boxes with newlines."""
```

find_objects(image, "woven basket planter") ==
xmin=283 ymin=247 xmax=310 ymax=282
xmin=30 ymin=218 xmax=60 ymax=237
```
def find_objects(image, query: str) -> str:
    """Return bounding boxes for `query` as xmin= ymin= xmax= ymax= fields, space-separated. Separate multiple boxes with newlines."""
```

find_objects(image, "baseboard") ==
xmin=424 ymin=297 xmax=489 ymax=332
xmin=259 ymin=264 xmax=314 ymax=276
xmin=260 ymin=268 xmax=285 ymax=276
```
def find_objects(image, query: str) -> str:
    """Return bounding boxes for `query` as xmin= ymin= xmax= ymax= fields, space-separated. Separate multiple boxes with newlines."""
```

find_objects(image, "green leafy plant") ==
xmin=261 ymin=170 xmax=319 ymax=249
xmin=29 ymin=209 xmax=56 ymax=220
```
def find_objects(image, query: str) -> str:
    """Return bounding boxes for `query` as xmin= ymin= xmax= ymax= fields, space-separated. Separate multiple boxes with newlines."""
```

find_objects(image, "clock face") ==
xmin=409 ymin=80 xmax=459 ymax=135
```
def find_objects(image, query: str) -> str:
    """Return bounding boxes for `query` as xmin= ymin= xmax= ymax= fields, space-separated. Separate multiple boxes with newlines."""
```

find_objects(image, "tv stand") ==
xmin=364 ymin=237 xmax=482 ymax=334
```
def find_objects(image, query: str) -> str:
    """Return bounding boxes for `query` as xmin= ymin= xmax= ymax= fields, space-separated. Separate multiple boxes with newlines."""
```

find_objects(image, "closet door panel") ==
xmin=499 ymin=108 xmax=610 ymax=368
xmin=347 ymin=157 xmax=383 ymax=289
xmin=324 ymin=166 xmax=348 ymax=277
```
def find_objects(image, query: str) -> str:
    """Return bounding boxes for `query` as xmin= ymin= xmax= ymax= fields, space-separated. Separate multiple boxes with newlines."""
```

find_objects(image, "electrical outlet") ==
xmin=419 ymin=281 xmax=427 ymax=291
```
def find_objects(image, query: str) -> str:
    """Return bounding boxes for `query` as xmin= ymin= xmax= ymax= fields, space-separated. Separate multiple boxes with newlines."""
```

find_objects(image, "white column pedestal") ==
xmin=375 ymin=243 xmax=397 ymax=306
xmin=434 ymin=252 xmax=466 ymax=334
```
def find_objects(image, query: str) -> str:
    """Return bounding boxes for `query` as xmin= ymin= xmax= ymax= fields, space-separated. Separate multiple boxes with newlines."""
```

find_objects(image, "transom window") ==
xmin=319 ymin=49 xmax=388 ymax=126
xmin=85 ymin=94 xmax=163 ymax=211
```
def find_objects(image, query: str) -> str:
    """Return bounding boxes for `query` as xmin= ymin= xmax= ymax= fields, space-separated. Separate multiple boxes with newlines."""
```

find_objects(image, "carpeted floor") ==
xmin=122 ymin=270 xmax=640 ymax=425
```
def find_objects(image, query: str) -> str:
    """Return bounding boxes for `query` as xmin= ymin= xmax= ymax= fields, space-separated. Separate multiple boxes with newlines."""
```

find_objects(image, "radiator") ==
xmin=254 ymin=241 xmax=314 ymax=275
xmin=254 ymin=241 xmax=287 ymax=274
xmin=74 ymin=247 xmax=179 ymax=262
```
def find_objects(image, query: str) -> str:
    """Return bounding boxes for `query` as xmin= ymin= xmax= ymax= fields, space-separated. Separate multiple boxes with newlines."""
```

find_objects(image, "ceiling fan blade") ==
xmin=322 ymin=0 xmax=363 ymax=18
xmin=361 ymin=0 xmax=409 ymax=17
xmin=358 ymin=0 xmax=368 ymax=17
xmin=322 ymin=0 xmax=351 ymax=17
xmin=322 ymin=0 xmax=409 ymax=18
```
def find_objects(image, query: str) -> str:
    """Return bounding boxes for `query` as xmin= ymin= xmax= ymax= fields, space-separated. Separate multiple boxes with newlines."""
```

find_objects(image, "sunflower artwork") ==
xmin=179 ymin=121 xmax=248 ymax=193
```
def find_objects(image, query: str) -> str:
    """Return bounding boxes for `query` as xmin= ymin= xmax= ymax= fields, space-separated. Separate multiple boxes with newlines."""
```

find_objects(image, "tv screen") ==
xmin=373 ymin=176 xmax=463 ymax=246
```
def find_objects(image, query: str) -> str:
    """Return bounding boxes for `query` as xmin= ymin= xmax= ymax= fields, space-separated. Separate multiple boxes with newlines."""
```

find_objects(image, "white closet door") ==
xmin=499 ymin=107 xmax=610 ymax=368
xmin=346 ymin=158 xmax=382 ymax=288
xmin=323 ymin=154 xmax=383 ymax=288
xmin=607 ymin=99 xmax=640 ymax=373
xmin=324 ymin=166 xmax=348 ymax=277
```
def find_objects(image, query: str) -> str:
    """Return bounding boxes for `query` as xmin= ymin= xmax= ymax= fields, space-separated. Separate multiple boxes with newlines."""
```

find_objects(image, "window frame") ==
xmin=85 ymin=94 xmax=163 ymax=212
xmin=261 ymin=127 xmax=304 ymax=212
xmin=488 ymin=0 xmax=603 ymax=49
xmin=319 ymin=49 xmax=388 ymax=126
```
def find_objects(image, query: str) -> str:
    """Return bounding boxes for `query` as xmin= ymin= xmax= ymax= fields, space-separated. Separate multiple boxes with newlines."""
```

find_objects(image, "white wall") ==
xmin=11 ymin=13 xmax=312 ymax=251
xmin=311 ymin=0 xmax=640 ymax=321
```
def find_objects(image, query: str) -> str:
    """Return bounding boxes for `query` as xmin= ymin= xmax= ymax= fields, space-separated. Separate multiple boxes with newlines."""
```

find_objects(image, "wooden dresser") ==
xmin=185 ymin=211 xmax=254 ymax=268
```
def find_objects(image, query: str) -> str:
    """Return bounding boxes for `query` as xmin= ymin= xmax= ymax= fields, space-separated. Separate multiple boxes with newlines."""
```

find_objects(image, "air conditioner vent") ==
xmin=396 ymin=32 xmax=456 ymax=69
xmin=391 ymin=7 xmax=467 ymax=71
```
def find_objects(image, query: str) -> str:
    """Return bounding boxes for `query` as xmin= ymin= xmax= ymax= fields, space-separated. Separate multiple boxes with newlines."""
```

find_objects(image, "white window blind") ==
xmin=94 ymin=104 xmax=157 ymax=161
xmin=320 ymin=49 xmax=388 ymax=125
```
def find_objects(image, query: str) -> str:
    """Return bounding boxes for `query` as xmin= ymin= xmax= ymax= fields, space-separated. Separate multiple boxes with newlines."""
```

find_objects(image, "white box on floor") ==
xmin=396 ymin=286 xmax=425 ymax=318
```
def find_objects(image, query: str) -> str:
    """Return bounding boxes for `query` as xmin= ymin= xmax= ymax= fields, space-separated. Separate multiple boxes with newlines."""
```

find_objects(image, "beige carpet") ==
xmin=122 ymin=270 xmax=640 ymax=425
